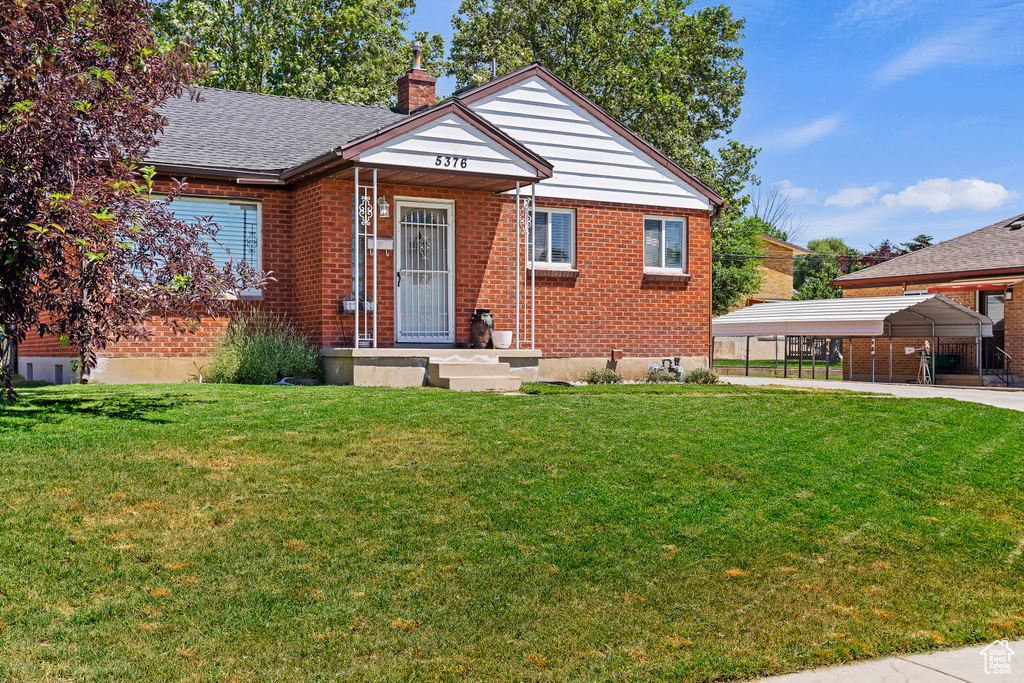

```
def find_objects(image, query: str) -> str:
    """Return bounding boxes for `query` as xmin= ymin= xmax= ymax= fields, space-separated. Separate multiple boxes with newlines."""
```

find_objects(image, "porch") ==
xmin=320 ymin=347 xmax=542 ymax=390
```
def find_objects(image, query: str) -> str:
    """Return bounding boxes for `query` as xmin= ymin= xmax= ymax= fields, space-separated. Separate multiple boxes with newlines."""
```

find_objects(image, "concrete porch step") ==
xmin=427 ymin=361 xmax=521 ymax=392
xmin=444 ymin=375 xmax=522 ymax=392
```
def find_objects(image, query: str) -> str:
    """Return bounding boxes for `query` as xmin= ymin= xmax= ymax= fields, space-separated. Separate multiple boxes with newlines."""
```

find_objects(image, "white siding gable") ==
xmin=354 ymin=113 xmax=536 ymax=178
xmin=467 ymin=76 xmax=710 ymax=210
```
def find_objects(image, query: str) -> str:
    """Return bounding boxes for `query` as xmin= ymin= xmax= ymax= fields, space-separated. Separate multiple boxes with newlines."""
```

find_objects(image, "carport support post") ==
xmin=871 ymin=337 xmax=876 ymax=383
xmin=931 ymin=332 xmax=936 ymax=385
xmin=799 ymin=337 xmax=804 ymax=378
xmin=745 ymin=336 xmax=750 ymax=376
xmin=783 ymin=336 xmax=788 ymax=379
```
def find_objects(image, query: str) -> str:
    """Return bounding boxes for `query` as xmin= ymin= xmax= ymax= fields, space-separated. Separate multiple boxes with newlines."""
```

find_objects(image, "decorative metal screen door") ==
xmin=395 ymin=201 xmax=455 ymax=343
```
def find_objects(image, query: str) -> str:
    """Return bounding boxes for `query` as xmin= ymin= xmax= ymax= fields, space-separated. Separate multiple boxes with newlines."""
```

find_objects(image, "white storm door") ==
xmin=395 ymin=200 xmax=455 ymax=344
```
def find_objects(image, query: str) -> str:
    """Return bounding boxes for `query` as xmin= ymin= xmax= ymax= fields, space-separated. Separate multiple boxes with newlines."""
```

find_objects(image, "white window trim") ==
xmin=532 ymin=207 xmax=576 ymax=269
xmin=157 ymin=193 xmax=264 ymax=298
xmin=643 ymin=215 xmax=688 ymax=274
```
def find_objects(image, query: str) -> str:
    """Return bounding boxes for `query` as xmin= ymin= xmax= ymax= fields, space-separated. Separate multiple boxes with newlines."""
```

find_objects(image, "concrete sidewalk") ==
xmin=725 ymin=376 xmax=1024 ymax=412
xmin=757 ymin=640 xmax=1021 ymax=681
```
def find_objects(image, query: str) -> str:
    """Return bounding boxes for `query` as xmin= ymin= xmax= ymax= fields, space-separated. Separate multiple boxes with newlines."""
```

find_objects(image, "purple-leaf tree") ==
xmin=0 ymin=0 xmax=266 ymax=398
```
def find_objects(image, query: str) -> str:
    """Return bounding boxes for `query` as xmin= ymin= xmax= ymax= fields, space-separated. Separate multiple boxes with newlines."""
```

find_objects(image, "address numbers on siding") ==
xmin=435 ymin=155 xmax=468 ymax=169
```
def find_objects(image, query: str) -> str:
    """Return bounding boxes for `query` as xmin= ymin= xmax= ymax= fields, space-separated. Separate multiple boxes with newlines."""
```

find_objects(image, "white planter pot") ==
xmin=341 ymin=300 xmax=357 ymax=313
xmin=492 ymin=331 xmax=513 ymax=349
xmin=362 ymin=301 xmax=375 ymax=312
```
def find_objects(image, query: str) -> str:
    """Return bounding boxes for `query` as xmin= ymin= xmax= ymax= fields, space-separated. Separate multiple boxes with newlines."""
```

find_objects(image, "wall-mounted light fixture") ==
xmin=377 ymin=196 xmax=390 ymax=218
xmin=1007 ymin=288 xmax=1014 ymax=301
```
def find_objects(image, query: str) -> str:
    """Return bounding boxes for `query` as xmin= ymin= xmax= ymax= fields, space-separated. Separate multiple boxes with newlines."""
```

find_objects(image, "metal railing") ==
xmin=935 ymin=340 xmax=978 ymax=374
xmin=993 ymin=347 xmax=1015 ymax=387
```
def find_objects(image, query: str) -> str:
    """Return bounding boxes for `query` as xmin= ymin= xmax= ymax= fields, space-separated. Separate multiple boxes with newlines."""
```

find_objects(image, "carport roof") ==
xmin=711 ymin=294 xmax=993 ymax=338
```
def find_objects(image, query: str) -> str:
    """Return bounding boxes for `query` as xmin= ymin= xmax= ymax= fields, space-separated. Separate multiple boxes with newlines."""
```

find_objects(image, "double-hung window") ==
xmin=164 ymin=196 xmax=262 ymax=271
xmin=532 ymin=208 xmax=575 ymax=268
xmin=643 ymin=216 xmax=687 ymax=274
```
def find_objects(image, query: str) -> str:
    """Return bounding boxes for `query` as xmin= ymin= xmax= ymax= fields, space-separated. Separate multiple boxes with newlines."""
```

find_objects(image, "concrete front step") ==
xmin=427 ymin=361 xmax=521 ymax=392
xmin=444 ymin=376 xmax=522 ymax=392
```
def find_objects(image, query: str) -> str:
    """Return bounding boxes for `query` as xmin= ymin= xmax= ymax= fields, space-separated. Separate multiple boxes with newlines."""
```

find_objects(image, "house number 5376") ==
xmin=435 ymin=155 xmax=468 ymax=169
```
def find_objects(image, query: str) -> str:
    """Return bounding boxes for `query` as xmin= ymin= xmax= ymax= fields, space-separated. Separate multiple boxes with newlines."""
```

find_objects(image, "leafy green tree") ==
xmin=449 ymin=0 xmax=758 ymax=206
xmin=712 ymin=215 xmax=764 ymax=315
xmin=794 ymin=238 xmax=859 ymax=289
xmin=794 ymin=260 xmax=843 ymax=300
xmin=152 ymin=0 xmax=445 ymax=104
xmin=901 ymin=234 xmax=933 ymax=252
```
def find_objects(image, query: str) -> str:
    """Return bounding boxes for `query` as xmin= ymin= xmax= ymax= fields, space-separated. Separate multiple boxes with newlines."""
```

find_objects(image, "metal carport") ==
xmin=711 ymin=294 xmax=994 ymax=385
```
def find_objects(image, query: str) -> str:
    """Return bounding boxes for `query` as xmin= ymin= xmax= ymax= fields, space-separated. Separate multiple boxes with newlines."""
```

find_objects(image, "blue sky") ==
xmin=409 ymin=0 xmax=1024 ymax=250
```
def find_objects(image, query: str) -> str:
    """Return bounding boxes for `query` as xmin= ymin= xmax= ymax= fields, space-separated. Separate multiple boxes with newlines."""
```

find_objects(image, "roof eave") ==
xmin=835 ymin=265 xmax=1024 ymax=289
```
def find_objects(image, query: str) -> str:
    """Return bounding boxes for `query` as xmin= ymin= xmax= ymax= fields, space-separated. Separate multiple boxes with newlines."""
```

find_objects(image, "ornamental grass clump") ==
xmin=205 ymin=309 xmax=322 ymax=384
xmin=579 ymin=367 xmax=624 ymax=384
xmin=683 ymin=367 xmax=719 ymax=385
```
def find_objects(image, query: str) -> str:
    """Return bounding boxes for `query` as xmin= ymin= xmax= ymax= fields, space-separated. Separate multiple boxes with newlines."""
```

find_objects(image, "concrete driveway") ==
xmin=725 ymin=376 xmax=1024 ymax=412
xmin=756 ymin=639 xmax=1022 ymax=682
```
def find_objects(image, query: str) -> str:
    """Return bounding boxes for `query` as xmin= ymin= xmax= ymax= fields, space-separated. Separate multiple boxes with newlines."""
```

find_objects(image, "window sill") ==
xmin=643 ymin=270 xmax=690 ymax=283
xmin=528 ymin=266 xmax=579 ymax=279
xmin=224 ymin=290 xmax=264 ymax=301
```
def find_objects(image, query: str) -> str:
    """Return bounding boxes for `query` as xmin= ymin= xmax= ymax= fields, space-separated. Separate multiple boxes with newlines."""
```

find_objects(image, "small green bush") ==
xmin=683 ymin=367 xmax=719 ymax=385
xmin=579 ymin=367 xmax=623 ymax=384
xmin=205 ymin=309 xmax=322 ymax=384
xmin=634 ymin=368 xmax=678 ymax=383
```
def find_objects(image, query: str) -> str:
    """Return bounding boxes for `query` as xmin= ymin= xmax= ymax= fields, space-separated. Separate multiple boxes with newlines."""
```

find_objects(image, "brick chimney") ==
xmin=396 ymin=40 xmax=436 ymax=114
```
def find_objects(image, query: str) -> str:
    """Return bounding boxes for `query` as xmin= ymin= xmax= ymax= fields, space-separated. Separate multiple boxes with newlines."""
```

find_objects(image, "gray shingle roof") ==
xmin=147 ymin=87 xmax=407 ymax=174
xmin=836 ymin=213 xmax=1024 ymax=284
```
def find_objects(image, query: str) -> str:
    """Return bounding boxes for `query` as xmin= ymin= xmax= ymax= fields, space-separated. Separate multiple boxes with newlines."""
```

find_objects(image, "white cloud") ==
xmin=880 ymin=178 xmax=1017 ymax=213
xmin=825 ymin=184 xmax=885 ymax=209
xmin=874 ymin=7 xmax=1024 ymax=84
xmin=838 ymin=0 xmax=922 ymax=29
xmin=776 ymin=179 xmax=817 ymax=204
xmin=765 ymin=115 xmax=843 ymax=150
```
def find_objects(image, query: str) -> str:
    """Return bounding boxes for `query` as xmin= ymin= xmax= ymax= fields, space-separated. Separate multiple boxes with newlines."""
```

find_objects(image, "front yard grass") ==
xmin=1 ymin=383 xmax=1022 ymax=681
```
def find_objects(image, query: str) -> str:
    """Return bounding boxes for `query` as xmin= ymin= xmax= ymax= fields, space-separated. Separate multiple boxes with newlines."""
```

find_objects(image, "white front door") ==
xmin=395 ymin=199 xmax=455 ymax=344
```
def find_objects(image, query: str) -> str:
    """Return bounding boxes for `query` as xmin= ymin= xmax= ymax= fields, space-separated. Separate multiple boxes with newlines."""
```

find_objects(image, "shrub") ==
xmin=683 ymin=367 xmax=719 ymax=385
xmin=634 ymin=368 xmax=678 ymax=383
xmin=579 ymin=367 xmax=623 ymax=384
xmin=205 ymin=309 xmax=322 ymax=384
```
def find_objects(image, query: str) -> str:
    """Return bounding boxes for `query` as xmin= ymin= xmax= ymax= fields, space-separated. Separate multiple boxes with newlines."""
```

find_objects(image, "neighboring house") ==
xmin=835 ymin=213 xmax=1024 ymax=385
xmin=17 ymin=53 xmax=723 ymax=387
xmin=742 ymin=234 xmax=809 ymax=307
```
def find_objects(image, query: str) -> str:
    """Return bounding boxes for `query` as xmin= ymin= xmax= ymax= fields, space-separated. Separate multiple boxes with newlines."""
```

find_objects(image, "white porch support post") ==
xmin=354 ymin=166 xmax=360 ymax=350
xmin=515 ymin=182 xmax=521 ymax=350
xmin=531 ymin=182 xmax=537 ymax=349
xmin=372 ymin=168 xmax=378 ymax=348
xmin=871 ymin=337 xmax=876 ymax=383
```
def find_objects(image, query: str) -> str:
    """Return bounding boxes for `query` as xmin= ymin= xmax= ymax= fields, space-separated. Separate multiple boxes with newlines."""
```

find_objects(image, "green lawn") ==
xmin=1 ymin=383 xmax=1023 ymax=682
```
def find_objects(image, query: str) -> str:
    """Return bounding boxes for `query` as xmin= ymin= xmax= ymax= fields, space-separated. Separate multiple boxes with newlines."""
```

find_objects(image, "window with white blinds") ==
xmin=532 ymin=208 xmax=574 ymax=267
xmin=643 ymin=216 xmax=687 ymax=273
xmin=164 ymin=196 xmax=261 ymax=270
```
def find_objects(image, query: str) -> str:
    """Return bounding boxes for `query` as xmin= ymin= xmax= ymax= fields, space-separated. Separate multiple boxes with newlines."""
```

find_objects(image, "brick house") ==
xmin=16 ymin=55 xmax=723 ymax=388
xmin=746 ymin=234 xmax=809 ymax=306
xmin=834 ymin=213 xmax=1024 ymax=385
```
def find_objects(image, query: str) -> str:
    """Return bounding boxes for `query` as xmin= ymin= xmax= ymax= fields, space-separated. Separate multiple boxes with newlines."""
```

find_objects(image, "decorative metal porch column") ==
xmin=353 ymin=167 xmax=379 ymax=348
xmin=515 ymin=182 xmax=536 ymax=349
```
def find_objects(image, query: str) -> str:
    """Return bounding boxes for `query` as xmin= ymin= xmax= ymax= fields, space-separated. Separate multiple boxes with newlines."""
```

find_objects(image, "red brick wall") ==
xmin=17 ymin=178 xmax=294 ymax=360
xmin=19 ymin=175 xmax=713 ymax=365
xmin=320 ymin=182 xmax=710 ymax=358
